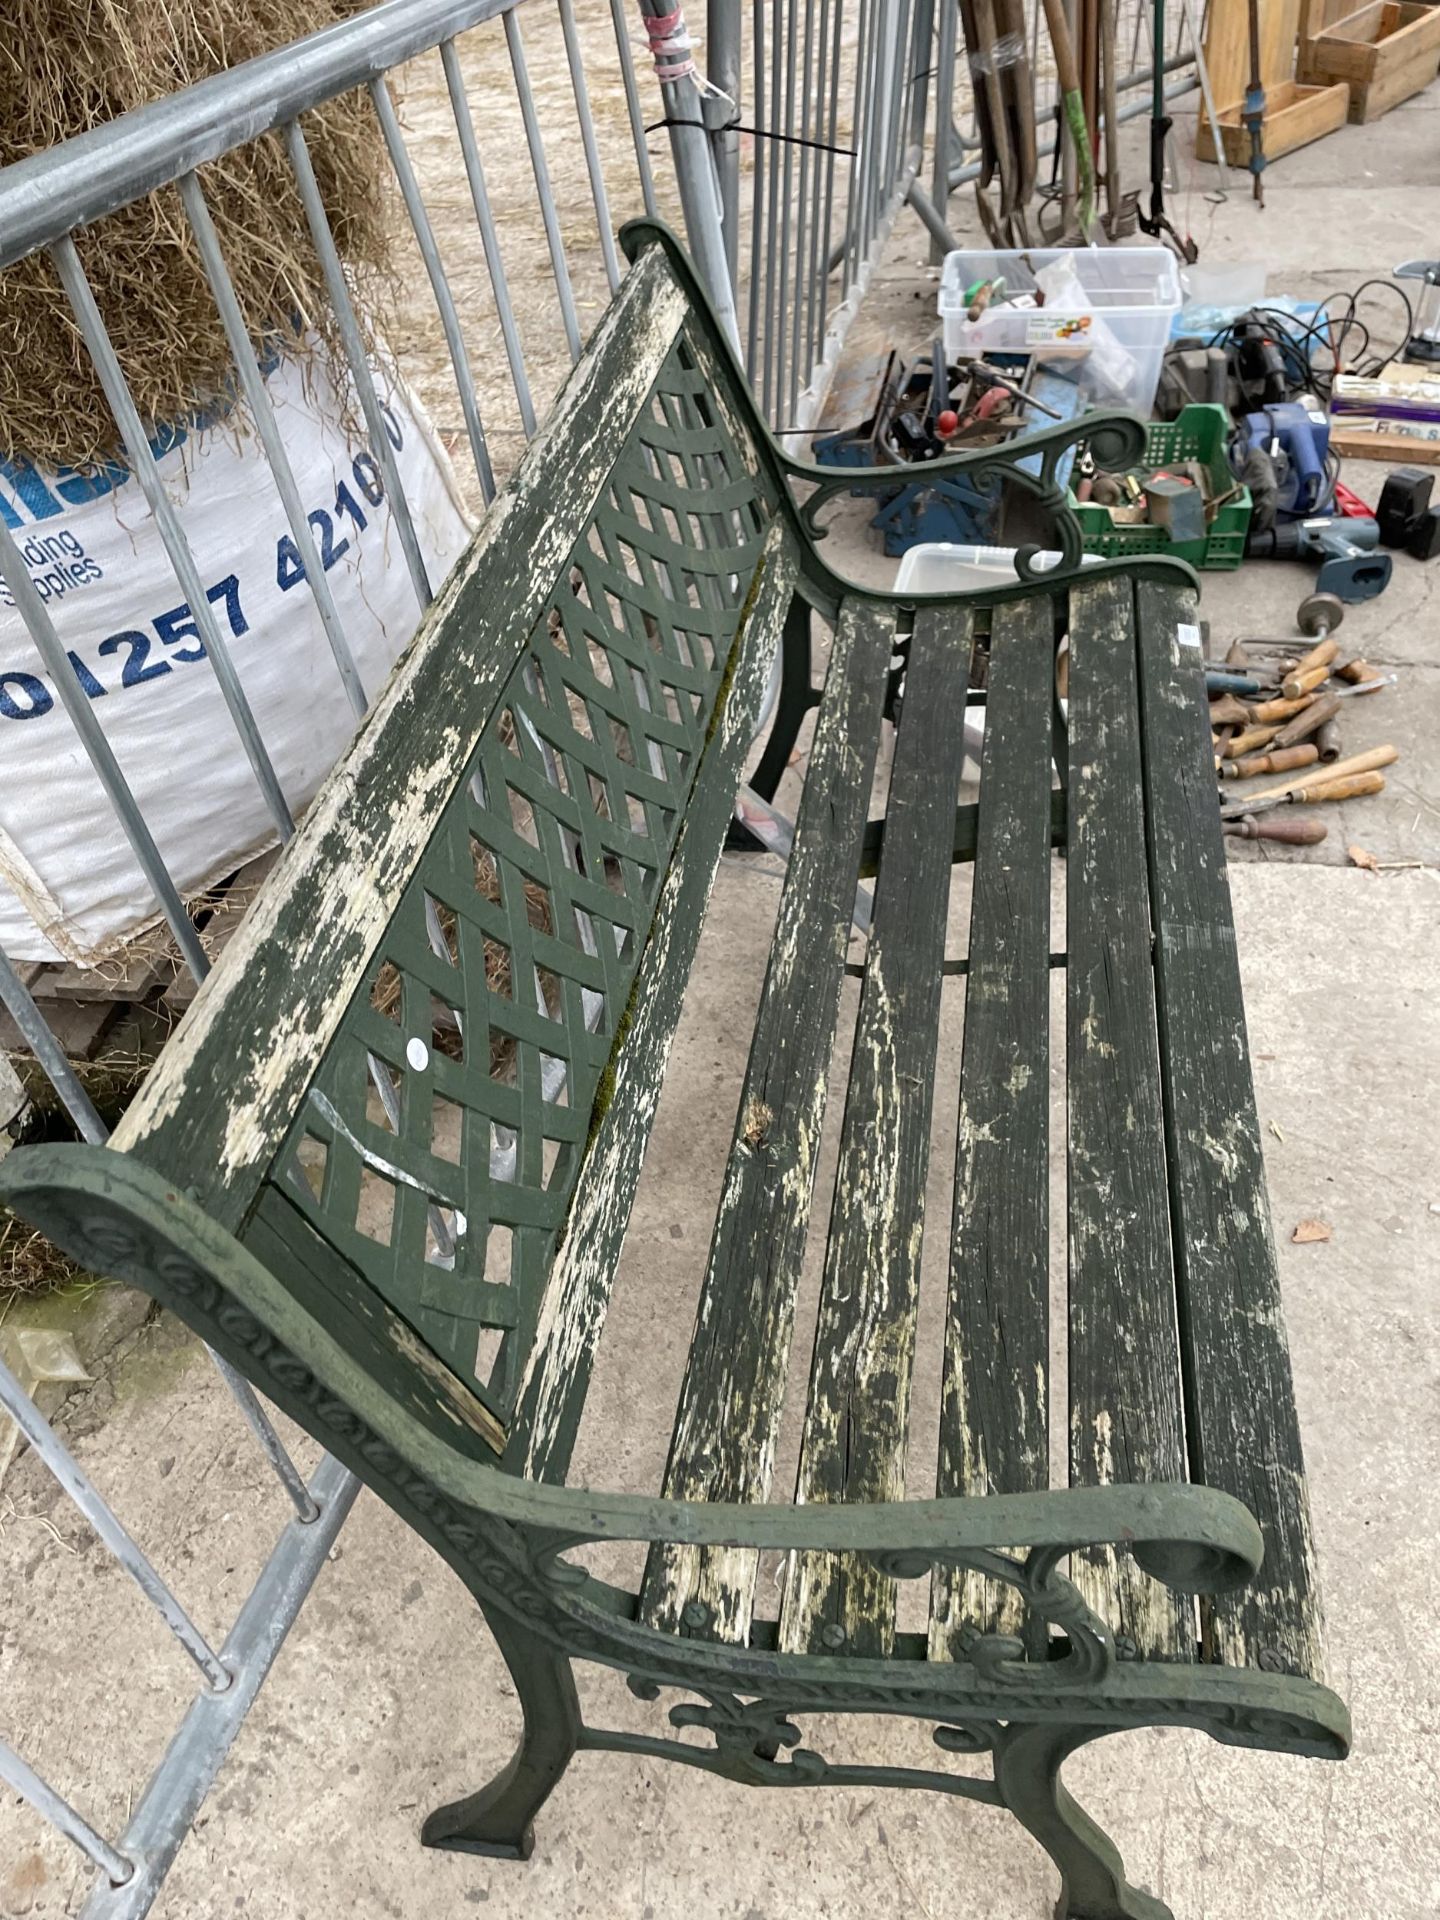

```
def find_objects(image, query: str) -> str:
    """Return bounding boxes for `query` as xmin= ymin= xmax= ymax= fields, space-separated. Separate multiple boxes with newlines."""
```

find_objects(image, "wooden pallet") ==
xmin=1 ymin=851 xmax=277 ymax=1059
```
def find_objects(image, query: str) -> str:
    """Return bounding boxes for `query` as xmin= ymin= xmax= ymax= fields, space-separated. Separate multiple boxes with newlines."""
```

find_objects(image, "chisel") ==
xmin=1222 ymin=814 xmax=1328 ymax=845
xmin=1337 ymin=657 xmax=1380 ymax=684
xmin=1271 ymin=693 xmax=1340 ymax=750
xmin=1222 ymin=723 xmax=1283 ymax=759
xmin=1330 ymin=674 xmax=1395 ymax=698
xmin=1208 ymin=693 xmax=1255 ymax=727
xmin=1220 ymin=743 xmax=1320 ymax=779
xmin=1245 ymin=691 xmax=1319 ymax=725
xmin=1280 ymin=637 xmax=1340 ymax=695
xmin=1279 ymin=662 xmax=1333 ymax=702
xmin=1220 ymin=769 xmax=1387 ymax=819
xmin=1235 ymin=743 xmax=1396 ymax=804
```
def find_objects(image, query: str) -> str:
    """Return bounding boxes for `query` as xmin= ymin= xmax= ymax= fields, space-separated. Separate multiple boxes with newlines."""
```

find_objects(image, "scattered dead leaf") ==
xmin=1268 ymin=1120 xmax=1285 ymax=1143
xmin=1347 ymin=844 xmax=1378 ymax=872
xmin=1292 ymin=1218 xmax=1332 ymax=1245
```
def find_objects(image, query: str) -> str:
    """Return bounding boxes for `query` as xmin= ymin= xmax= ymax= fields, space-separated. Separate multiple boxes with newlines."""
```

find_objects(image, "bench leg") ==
xmin=421 ymin=1610 xmax=580 ymax=1861
xmin=994 ymin=1724 xmax=1173 ymax=1920
xmin=727 ymin=595 xmax=817 ymax=849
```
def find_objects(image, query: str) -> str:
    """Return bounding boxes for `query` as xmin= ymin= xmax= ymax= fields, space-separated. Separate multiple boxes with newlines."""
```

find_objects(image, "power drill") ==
xmin=1244 ymin=514 xmax=1392 ymax=603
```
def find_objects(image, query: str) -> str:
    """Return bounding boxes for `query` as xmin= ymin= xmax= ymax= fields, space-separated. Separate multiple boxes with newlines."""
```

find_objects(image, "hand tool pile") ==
xmin=1208 ymin=589 xmax=1398 ymax=849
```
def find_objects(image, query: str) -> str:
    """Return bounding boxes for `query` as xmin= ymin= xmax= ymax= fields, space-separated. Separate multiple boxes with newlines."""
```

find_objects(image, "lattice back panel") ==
xmin=265 ymin=336 xmax=774 ymax=1421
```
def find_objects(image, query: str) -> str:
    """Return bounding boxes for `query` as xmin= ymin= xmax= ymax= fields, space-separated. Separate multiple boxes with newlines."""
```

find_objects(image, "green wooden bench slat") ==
xmin=637 ymin=597 xmax=894 ymax=1644
xmin=930 ymin=595 xmax=1056 ymax=1662
xmin=1066 ymin=574 xmax=1194 ymax=1665
xmin=780 ymin=604 xmax=973 ymax=1660
xmin=108 ymin=245 xmax=693 ymax=1232
xmin=510 ymin=525 xmax=801 ymax=1483
xmin=1134 ymin=578 xmax=1326 ymax=1683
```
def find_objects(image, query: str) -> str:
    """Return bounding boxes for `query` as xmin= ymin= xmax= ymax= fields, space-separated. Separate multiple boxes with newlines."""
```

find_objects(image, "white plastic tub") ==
xmin=894 ymin=541 xmax=1100 ymax=594
xmin=939 ymin=246 xmax=1182 ymax=416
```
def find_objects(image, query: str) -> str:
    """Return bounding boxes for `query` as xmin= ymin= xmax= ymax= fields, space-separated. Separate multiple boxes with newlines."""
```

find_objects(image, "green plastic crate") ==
xmin=1069 ymin=403 xmax=1251 ymax=570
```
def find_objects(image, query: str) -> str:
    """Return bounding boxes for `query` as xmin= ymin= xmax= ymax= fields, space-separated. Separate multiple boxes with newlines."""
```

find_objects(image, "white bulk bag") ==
xmin=0 ymin=347 xmax=472 ymax=965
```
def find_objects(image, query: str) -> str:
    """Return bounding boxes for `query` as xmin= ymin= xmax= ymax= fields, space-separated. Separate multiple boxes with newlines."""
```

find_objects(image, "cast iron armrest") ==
xmin=487 ymin=1479 xmax=1263 ymax=1602
xmin=777 ymin=408 xmax=1151 ymax=582
xmin=0 ymin=1145 xmax=1259 ymax=1637
xmin=615 ymin=220 xmax=1150 ymax=591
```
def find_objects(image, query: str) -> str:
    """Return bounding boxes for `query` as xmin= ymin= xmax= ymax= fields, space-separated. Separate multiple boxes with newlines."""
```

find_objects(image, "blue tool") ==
xmin=1241 ymin=402 xmax=1331 ymax=517
xmin=815 ymin=351 xmax=1085 ymax=556
xmin=1245 ymin=514 xmax=1392 ymax=603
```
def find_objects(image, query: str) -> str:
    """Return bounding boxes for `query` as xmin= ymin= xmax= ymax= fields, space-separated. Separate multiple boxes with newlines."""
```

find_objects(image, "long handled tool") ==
xmin=996 ymin=0 xmax=1038 ymax=236
xmin=1136 ymin=0 xmax=1197 ymax=258
xmin=1243 ymin=0 xmax=1266 ymax=206
xmin=972 ymin=0 xmax=1018 ymax=236
xmin=1041 ymin=0 xmax=1095 ymax=237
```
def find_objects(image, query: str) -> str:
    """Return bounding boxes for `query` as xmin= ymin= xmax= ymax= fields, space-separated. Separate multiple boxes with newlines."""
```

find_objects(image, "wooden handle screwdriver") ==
xmin=1222 ymin=814 xmax=1328 ymax=845
xmin=1316 ymin=717 xmax=1341 ymax=763
xmin=1220 ymin=743 xmax=1320 ymax=779
xmin=1271 ymin=692 xmax=1341 ymax=750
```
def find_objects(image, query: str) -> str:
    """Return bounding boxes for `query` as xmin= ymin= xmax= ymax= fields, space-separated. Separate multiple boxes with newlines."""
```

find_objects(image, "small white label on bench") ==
xmin=1177 ymin=622 xmax=1201 ymax=650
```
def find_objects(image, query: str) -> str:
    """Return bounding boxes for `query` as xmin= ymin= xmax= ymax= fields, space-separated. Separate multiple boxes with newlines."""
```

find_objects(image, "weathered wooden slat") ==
xmin=930 ymin=596 xmax=1055 ymax=1661
xmin=1066 ymin=574 xmax=1193 ymax=1663
xmin=110 ymin=246 xmax=693 ymax=1229
xmin=638 ymin=597 xmax=894 ymax=1644
xmin=779 ymin=605 xmax=972 ymax=1659
xmin=1135 ymin=579 xmax=1326 ymax=1682
xmin=511 ymin=528 xmax=800 ymax=1483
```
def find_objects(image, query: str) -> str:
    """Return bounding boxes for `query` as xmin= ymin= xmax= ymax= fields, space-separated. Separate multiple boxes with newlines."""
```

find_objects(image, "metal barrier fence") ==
xmin=0 ymin=0 xmax=1204 ymax=1905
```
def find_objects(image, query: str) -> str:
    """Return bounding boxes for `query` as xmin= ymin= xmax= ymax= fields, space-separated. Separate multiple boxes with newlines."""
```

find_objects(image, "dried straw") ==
xmin=0 ymin=1213 xmax=84 ymax=1296
xmin=0 ymin=0 xmax=394 ymax=469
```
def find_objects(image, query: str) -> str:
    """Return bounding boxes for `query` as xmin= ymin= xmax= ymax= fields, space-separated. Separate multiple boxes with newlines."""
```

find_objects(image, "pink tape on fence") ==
xmin=643 ymin=5 xmax=696 ymax=82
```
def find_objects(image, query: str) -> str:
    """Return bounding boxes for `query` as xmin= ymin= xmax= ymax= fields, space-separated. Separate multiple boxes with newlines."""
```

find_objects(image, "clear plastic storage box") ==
xmin=938 ymin=246 xmax=1182 ymax=417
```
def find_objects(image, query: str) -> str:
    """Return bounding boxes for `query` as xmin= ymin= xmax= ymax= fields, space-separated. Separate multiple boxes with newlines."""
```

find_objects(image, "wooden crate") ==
xmin=1300 ymin=0 xmax=1440 ymax=118
xmin=1198 ymin=77 xmax=1352 ymax=165
xmin=1197 ymin=0 xmax=1353 ymax=162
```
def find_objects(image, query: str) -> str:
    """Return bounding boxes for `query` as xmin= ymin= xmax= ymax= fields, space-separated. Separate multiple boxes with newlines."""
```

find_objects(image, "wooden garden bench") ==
xmin=0 ymin=222 xmax=1348 ymax=1919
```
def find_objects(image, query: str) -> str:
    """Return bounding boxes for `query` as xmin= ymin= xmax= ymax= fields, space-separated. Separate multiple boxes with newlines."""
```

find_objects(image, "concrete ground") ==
xmin=3 ymin=69 xmax=1439 ymax=1920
